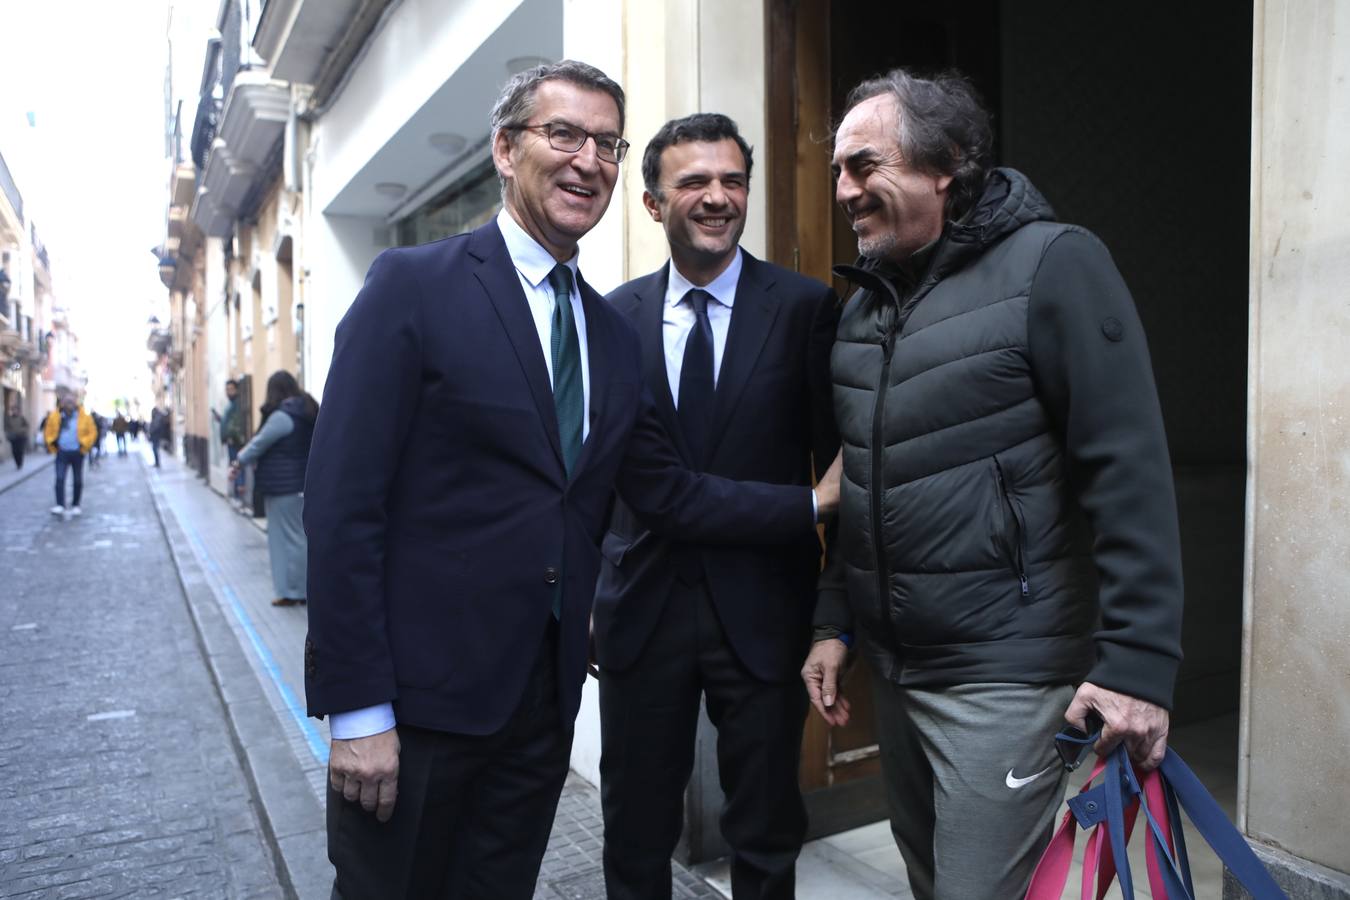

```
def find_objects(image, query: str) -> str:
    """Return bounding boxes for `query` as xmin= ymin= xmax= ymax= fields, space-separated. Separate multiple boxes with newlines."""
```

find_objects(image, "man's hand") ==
xmin=801 ymin=638 xmax=851 ymax=727
xmin=814 ymin=450 xmax=844 ymax=518
xmin=329 ymin=727 xmax=401 ymax=822
xmin=227 ymin=462 xmax=241 ymax=481
xmin=1065 ymin=682 xmax=1169 ymax=771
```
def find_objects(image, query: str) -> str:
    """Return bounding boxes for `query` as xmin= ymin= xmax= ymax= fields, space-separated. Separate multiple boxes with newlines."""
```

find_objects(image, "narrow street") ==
xmin=0 ymin=448 xmax=282 ymax=897
xmin=0 ymin=447 xmax=726 ymax=900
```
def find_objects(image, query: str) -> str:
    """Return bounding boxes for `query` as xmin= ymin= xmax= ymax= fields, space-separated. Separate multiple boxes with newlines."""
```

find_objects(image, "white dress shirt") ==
xmin=663 ymin=249 xmax=742 ymax=407
xmin=329 ymin=210 xmax=594 ymax=741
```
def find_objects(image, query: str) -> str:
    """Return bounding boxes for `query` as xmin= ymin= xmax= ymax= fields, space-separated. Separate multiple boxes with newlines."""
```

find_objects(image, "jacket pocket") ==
xmin=992 ymin=456 xmax=1031 ymax=599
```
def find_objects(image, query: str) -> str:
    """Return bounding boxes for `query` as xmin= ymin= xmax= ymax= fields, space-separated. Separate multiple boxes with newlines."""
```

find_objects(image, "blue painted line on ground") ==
xmin=166 ymin=490 xmax=329 ymax=766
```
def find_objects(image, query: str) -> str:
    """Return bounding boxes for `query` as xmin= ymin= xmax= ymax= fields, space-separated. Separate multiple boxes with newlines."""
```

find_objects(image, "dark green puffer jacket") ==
xmin=816 ymin=168 xmax=1184 ymax=709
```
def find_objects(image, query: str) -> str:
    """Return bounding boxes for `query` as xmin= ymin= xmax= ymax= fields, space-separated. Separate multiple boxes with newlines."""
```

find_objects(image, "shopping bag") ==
xmin=1025 ymin=741 xmax=1287 ymax=899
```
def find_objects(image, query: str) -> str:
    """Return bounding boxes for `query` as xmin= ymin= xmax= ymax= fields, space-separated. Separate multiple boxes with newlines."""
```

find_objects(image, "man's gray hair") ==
xmin=841 ymin=68 xmax=993 ymax=221
xmin=489 ymin=59 xmax=625 ymax=161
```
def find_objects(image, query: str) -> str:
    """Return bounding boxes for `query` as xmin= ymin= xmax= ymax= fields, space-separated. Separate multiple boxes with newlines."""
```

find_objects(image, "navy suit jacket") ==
xmin=303 ymin=221 xmax=815 ymax=735
xmin=592 ymin=253 xmax=840 ymax=681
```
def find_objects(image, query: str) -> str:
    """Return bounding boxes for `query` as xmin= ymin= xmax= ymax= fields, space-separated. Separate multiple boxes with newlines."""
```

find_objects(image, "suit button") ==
xmin=544 ymin=567 xmax=559 ymax=585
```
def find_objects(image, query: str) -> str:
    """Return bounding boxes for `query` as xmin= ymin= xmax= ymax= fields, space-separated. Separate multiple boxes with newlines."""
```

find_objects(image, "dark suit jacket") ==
xmin=303 ymin=221 xmax=815 ymax=736
xmin=593 ymin=253 xmax=840 ymax=682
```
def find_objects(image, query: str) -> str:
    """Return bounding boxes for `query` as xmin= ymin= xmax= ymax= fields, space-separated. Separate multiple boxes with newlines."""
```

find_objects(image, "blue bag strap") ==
xmin=1160 ymin=750 xmax=1289 ymax=899
xmin=1163 ymin=775 xmax=1196 ymax=896
xmin=1103 ymin=746 xmax=1138 ymax=898
xmin=1099 ymin=746 xmax=1196 ymax=900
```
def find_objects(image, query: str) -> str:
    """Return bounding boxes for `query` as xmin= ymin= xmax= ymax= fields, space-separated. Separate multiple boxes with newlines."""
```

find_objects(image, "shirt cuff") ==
xmin=329 ymin=703 xmax=397 ymax=740
xmin=811 ymin=489 xmax=819 ymax=524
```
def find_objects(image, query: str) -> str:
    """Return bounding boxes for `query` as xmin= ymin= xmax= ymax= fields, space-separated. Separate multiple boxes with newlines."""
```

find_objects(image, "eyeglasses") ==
xmin=509 ymin=121 xmax=630 ymax=163
xmin=1053 ymin=714 xmax=1104 ymax=772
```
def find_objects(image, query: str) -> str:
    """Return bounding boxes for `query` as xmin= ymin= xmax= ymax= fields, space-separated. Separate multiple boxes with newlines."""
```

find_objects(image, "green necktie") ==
xmin=546 ymin=264 xmax=582 ymax=620
xmin=548 ymin=264 xmax=584 ymax=475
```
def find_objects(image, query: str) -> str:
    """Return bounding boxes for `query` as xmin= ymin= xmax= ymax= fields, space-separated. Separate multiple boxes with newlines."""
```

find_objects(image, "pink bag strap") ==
xmin=1027 ymin=752 xmax=1182 ymax=900
xmin=1024 ymin=756 xmax=1108 ymax=900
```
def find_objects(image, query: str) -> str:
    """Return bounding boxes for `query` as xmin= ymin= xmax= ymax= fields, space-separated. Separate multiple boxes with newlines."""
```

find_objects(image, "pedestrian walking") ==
xmin=230 ymin=371 xmax=317 ymax=608
xmin=4 ymin=401 xmax=29 ymax=469
xmin=148 ymin=407 xmax=170 ymax=468
xmin=87 ymin=412 xmax=105 ymax=469
xmin=217 ymin=379 xmax=247 ymax=504
xmin=42 ymin=393 xmax=97 ymax=516
xmin=112 ymin=412 xmax=129 ymax=456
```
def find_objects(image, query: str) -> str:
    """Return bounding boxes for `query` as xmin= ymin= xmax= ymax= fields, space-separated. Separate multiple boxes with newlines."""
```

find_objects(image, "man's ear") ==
xmin=492 ymin=130 xmax=515 ymax=182
xmin=642 ymin=190 xmax=662 ymax=223
xmin=935 ymin=172 xmax=954 ymax=196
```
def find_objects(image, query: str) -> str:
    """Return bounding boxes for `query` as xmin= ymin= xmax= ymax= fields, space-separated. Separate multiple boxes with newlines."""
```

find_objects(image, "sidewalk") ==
xmin=146 ymin=450 xmax=1235 ymax=900
xmin=145 ymin=452 xmax=725 ymax=899
xmin=0 ymin=451 xmax=52 ymax=496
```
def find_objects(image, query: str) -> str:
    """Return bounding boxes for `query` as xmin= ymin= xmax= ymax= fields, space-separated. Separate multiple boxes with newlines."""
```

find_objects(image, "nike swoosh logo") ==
xmin=1005 ymin=764 xmax=1055 ymax=790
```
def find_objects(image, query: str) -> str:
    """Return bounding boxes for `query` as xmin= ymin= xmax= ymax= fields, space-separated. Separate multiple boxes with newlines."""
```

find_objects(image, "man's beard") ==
xmin=856 ymin=229 xmax=899 ymax=261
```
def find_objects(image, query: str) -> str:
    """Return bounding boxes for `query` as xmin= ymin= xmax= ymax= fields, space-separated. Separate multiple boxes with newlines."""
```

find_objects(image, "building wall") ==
xmin=303 ymin=0 xmax=554 ymax=400
xmin=1243 ymin=0 xmax=1350 ymax=877
xmin=205 ymin=237 xmax=233 ymax=495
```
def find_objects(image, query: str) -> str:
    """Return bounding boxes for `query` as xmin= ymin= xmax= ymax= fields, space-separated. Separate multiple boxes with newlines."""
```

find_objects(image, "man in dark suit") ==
xmin=594 ymin=113 xmax=840 ymax=900
xmin=303 ymin=64 xmax=840 ymax=900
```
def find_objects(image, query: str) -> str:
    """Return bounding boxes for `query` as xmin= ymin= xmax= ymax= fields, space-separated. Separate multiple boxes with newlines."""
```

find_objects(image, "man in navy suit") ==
xmin=594 ymin=114 xmax=840 ymax=899
xmin=303 ymin=63 xmax=840 ymax=899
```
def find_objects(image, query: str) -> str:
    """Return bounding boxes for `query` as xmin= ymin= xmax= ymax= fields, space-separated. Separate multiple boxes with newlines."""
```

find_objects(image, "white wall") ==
xmin=308 ymin=0 xmax=528 ymax=216
xmin=204 ymin=237 xmax=231 ymax=495
xmin=301 ymin=214 xmax=387 ymax=402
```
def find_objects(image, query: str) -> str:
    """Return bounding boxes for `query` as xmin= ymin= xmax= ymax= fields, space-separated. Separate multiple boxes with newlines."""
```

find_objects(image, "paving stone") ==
xmin=0 ymin=455 xmax=282 ymax=898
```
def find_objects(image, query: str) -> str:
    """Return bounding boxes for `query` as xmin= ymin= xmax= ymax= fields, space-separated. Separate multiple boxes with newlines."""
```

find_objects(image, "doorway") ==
xmin=767 ymin=0 xmax=1253 ymax=840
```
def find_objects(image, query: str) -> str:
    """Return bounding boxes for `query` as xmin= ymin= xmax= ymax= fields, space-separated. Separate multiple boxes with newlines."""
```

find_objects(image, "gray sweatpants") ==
xmin=872 ymin=679 xmax=1076 ymax=900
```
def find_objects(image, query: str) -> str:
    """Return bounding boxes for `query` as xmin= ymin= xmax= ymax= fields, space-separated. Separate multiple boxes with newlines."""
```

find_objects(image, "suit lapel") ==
xmin=707 ymin=253 xmax=780 ymax=457
xmin=469 ymin=223 xmax=565 ymax=474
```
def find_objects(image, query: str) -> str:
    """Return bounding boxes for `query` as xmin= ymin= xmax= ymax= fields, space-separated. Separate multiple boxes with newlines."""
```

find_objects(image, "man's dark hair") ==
xmin=641 ymin=113 xmax=754 ymax=197
xmin=489 ymin=59 xmax=626 ymax=190
xmin=841 ymin=68 xmax=993 ymax=220
xmin=225 ymin=379 xmax=238 ymax=389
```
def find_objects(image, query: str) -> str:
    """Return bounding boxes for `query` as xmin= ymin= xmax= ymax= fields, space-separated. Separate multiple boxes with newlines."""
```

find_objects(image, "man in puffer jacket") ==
xmin=800 ymin=68 xmax=1184 ymax=900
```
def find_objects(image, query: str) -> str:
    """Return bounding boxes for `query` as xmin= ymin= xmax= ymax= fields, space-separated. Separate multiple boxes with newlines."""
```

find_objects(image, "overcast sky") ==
xmin=0 ymin=0 xmax=214 ymax=411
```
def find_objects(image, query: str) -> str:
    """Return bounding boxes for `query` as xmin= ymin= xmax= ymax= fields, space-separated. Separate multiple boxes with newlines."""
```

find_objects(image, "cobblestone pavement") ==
xmin=0 ymin=453 xmax=283 ymax=898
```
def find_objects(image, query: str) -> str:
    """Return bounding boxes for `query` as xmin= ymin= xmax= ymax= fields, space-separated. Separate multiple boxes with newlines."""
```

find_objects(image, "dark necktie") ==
xmin=677 ymin=289 xmax=715 ymax=467
xmin=546 ymin=264 xmax=582 ymax=620
xmin=548 ymin=264 xmax=584 ymax=476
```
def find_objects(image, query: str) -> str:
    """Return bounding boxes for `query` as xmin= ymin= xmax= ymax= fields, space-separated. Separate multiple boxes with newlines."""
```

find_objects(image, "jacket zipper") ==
xmin=871 ymin=327 xmax=898 ymax=610
xmin=993 ymin=457 xmax=1031 ymax=598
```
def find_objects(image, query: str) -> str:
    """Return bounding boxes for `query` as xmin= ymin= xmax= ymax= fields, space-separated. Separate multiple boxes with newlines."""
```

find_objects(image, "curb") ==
xmin=143 ymin=460 xmax=331 ymax=900
xmin=0 ymin=454 xmax=54 ymax=496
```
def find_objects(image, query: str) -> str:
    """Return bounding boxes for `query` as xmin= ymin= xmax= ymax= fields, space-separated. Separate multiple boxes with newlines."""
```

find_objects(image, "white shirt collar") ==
xmin=496 ymin=208 xmax=579 ymax=290
xmin=666 ymin=248 xmax=743 ymax=310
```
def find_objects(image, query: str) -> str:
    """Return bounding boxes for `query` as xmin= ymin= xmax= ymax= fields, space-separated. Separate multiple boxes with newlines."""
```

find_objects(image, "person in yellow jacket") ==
xmin=42 ymin=394 xmax=97 ymax=516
